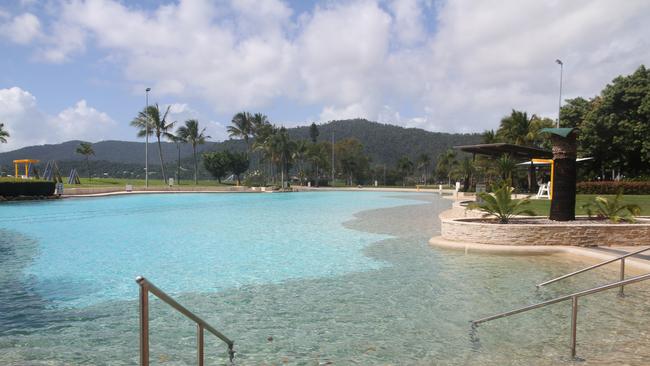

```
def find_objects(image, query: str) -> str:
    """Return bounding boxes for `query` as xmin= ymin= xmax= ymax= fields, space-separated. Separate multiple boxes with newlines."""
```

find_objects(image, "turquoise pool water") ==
xmin=1 ymin=191 xmax=649 ymax=365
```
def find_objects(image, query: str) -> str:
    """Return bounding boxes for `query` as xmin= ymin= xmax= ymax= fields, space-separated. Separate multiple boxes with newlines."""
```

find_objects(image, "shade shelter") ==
xmin=454 ymin=143 xmax=553 ymax=193
xmin=13 ymin=159 xmax=40 ymax=178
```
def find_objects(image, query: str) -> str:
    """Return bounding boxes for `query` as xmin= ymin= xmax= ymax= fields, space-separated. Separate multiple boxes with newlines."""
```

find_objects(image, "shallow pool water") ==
xmin=1 ymin=191 xmax=649 ymax=365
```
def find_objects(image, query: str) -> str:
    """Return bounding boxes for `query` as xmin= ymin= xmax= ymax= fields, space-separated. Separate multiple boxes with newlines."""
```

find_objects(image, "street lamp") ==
xmin=145 ymin=87 xmax=151 ymax=188
xmin=555 ymin=59 xmax=563 ymax=128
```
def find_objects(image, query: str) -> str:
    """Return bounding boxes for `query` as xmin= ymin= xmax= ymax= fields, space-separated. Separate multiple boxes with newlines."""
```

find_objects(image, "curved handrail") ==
xmin=536 ymin=246 xmax=650 ymax=289
xmin=471 ymin=273 xmax=650 ymax=358
xmin=136 ymin=276 xmax=235 ymax=365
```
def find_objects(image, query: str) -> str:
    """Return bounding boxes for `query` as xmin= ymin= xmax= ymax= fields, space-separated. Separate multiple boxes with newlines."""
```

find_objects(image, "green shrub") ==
xmin=577 ymin=181 xmax=650 ymax=194
xmin=582 ymin=191 xmax=641 ymax=223
xmin=0 ymin=181 xmax=56 ymax=197
xmin=468 ymin=183 xmax=535 ymax=223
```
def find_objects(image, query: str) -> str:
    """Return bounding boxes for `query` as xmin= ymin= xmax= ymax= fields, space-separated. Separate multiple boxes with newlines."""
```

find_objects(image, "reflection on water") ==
xmin=0 ymin=193 xmax=649 ymax=365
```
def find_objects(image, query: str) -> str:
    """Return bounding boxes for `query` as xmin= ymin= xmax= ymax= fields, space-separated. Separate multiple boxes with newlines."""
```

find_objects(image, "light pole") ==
xmin=555 ymin=59 xmax=563 ymax=128
xmin=145 ymin=87 xmax=151 ymax=188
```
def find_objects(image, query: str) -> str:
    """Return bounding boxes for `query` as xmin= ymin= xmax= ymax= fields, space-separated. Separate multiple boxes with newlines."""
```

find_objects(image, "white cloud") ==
xmin=7 ymin=0 xmax=650 ymax=136
xmin=0 ymin=12 xmax=41 ymax=44
xmin=0 ymin=87 xmax=118 ymax=152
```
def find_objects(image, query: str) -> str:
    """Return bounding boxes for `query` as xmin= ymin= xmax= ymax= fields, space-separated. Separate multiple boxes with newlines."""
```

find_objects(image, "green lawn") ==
xmin=523 ymin=195 xmax=650 ymax=216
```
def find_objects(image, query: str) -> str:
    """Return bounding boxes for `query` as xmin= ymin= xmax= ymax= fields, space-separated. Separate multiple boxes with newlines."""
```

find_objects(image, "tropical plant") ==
xmin=203 ymin=151 xmax=230 ymax=183
xmin=495 ymin=154 xmax=516 ymax=185
xmin=292 ymin=140 xmax=309 ymax=184
xmin=0 ymin=122 xmax=9 ymax=143
xmin=168 ymin=134 xmax=186 ymax=184
xmin=455 ymin=157 xmax=475 ymax=192
xmin=177 ymin=119 xmax=210 ymax=184
xmin=397 ymin=156 xmax=414 ymax=187
xmin=582 ymin=191 xmax=641 ymax=223
xmin=75 ymin=142 xmax=95 ymax=181
xmin=226 ymin=151 xmax=250 ymax=186
xmin=334 ymin=138 xmax=369 ymax=186
xmin=228 ymin=112 xmax=253 ymax=153
xmin=309 ymin=122 xmax=320 ymax=143
xmin=267 ymin=128 xmax=295 ymax=189
xmin=469 ymin=183 xmax=535 ymax=223
xmin=436 ymin=149 xmax=457 ymax=186
xmin=417 ymin=153 xmax=431 ymax=185
xmin=131 ymin=104 xmax=175 ymax=182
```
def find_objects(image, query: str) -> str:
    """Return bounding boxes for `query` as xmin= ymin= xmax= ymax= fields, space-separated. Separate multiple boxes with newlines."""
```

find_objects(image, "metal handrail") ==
xmin=471 ymin=273 xmax=650 ymax=358
xmin=136 ymin=276 xmax=235 ymax=365
xmin=537 ymin=246 xmax=650 ymax=296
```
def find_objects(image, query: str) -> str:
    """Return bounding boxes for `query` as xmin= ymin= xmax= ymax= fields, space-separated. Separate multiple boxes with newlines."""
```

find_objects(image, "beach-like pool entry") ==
xmin=1 ymin=191 xmax=649 ymax=365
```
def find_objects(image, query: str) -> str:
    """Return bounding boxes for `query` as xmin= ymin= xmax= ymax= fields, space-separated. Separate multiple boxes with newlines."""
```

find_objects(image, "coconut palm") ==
xmin=455 ymin=157 xmax=475 ymax=191
xmin=266 ymin=128 xmax=295 ymax=189
xmin=177 ymin=119 xmax=210 ymax=184
xmin=169 ymin=134 xmax=186 ymax=184
xmin=397 ymin=156 xmax=414 ymax=187
xmin=436 ymin=149 xmax=457 ymax=186
xmin=228 ymin=112 xmax=253 ymax=153
xmin=292 ymin=140 xmax=309 ymax=185
xmin=417 ymin=153 xmax=431 ymax=185
xmin=131 ymin=104 xmax=175 ymax=182
xmin=75 ymin=142 xmax=95 ymax=181
xmin=495 ymin=154 xmax=516 ymax=186
xmin=0 ymin=123 xmax=9 ymax=143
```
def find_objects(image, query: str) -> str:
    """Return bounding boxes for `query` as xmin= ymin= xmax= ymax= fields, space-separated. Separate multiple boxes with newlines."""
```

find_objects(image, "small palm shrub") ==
xmin=468 ymin=183 xmax=535 ymax=223
xmin=582 ymin=191 xmax=641 ymax=223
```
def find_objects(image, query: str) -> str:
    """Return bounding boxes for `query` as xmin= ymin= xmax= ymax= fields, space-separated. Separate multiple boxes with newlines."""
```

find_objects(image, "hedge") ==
xmin=0 ymin=181 xmax=56 ymax=197
xmin=576 ymin=181 xmax=650 ymax=194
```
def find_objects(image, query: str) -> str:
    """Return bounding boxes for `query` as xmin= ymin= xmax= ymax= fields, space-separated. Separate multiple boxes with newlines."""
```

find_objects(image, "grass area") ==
xmin=523 ymin=194 xmax=650 ymax=216
xmin=0 ymin=177 xmax=231 ymax=188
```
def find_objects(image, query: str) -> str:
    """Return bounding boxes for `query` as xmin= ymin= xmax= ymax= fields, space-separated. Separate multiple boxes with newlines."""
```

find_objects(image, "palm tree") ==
xmin=455 ymin=157 xmax=475 ymax=192
xmin=131 ymin=104 xmax=175 ymax=182
xmin=417 ymin=153 xmax=431 ymax=185
xmin=266 ymin=128 xmax=295 ymax=189
xmin=76 ymin=142 xmax=95 ymax=181
xmin=548 ymin=131 xmax=578 ymax=221
xmin=495 ymin=154 xmax=516 ymax=186
xmin=169 ymin=134 xmax=186 ymax=184
xmin=0 ymin=122 xmax=9 ymax=143
xmin=177 ymin=119 xmax=210 ymax=184
xmin=436 ymin=149 xmax=457 ymax=186
xmin=228 ymin=112 xmax=253 ymax=153
xmin=498 ymin=110 xmax=530 ymax=145
xmin=397 ymin=156 xmax=414 ymax=187
xmin=292 ymin=140 xmax=309 ymax=185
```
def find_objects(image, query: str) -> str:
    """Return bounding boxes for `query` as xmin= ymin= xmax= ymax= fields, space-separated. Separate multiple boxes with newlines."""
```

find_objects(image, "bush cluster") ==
xmin=576 ymin=181 xmax=650 ymax=194
xmin=0 ymin=181 xmax=56 ymax=197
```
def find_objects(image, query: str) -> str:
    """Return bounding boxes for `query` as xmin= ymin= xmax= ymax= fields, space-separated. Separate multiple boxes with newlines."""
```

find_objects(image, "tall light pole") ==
xmin=145 ymin=87 xmax=151 ymax=188
xmin=555 ymin=59 xmax=563 ymax=128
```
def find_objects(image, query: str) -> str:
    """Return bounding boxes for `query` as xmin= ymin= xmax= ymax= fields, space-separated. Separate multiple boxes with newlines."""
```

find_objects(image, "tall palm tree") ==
xmin=548 ymin=130 xmax=578 ymax=221
xmin=0 ymin=122 xmax=9 ymax=143
xmin=455 ymin=157 xmax=475 ymax=192
xmin=397 ymin=156 xmax=414 ymax=187
xmin=266 ymin=128 xmax=295 ymax=189
xmin=498 ymin=110 xmax=530 ymax=145
xmin=228 ymin=112 xmax=253 ymax=153
xmin=169 ymin=134 xmax=186 ymax=184
xmin=436 ymin=149 xmax=457 ymax=186
xmin=417 ymin=153 xmax=431 ymax=185
xmin=496 ymin=154 xmax=516 ymax=186
xmin=177 ymin=119 xmax=210 ymax=184
xmin=292 ymin=140 xmax=309 ymax=185
xmin=76 ymin=142 xmax=95 ymax=181
xmin=131 ymin=104 xmax=175 ymax=182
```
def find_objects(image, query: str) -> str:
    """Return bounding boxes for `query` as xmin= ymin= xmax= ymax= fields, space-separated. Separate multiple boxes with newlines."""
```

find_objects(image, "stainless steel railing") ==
xmin=136 ymin=276 xmax=235 ymax=365
xmin=471 ymin=273 xmax=650 ymax=358
xmin=536 ymin=246 xmax=650 ymax=296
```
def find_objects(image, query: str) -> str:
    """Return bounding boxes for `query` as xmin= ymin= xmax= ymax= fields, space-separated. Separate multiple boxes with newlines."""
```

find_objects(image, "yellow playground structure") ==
xmin=13 ymin=159 xmax=40 ymax=179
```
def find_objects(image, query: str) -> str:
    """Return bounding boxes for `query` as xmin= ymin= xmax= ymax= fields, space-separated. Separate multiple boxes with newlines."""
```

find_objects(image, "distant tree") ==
xmin=250 ymin=113 xmax=270 ymax=138
xmin=131 ymin=104 xmax=175 ymax=182
xmin=292 ymin=140 xmax=309 ymax=184
xmin=0 ymin=122 xmax=9 ymax=143
xmin=496 ymin=154 xmax=516 ymax=186
xmin=397 ymin=156 xmax=414 ymax=187
xmin=335 ymin=138 xmax=369 ymax=185
xmin=309 ymin=122 xmax=320 ymax=143
xmin=307 ymin=141 xmax=330 ymax=183
xmin=417 ymin=153 xmax=431 ymax=185
xmin=203 ymin=151 xmax=230 ymax=183
xmin=482 ymin=130 xmax=498 ymax=144
xmin=168 ymin=134 xmax=186 ymax=184
xmin=455 ymin=157 xmax=475 ymax=192
xmin=228 ymin=112 xmax=253 ymax=154
xmin=177 ymin=119 xmax=210 ymax=184
xmin=226 ymin=151 xmax=249 ymax=186
xmin=559 ymin=97 xmax=591 ymax=128
xmin=76 ymin=142 xmax=95 ymax=181
xmin=267 ymin=128 xmax=295 ymax=189
xmin=436 ymin=149 xmax=457 ymax=186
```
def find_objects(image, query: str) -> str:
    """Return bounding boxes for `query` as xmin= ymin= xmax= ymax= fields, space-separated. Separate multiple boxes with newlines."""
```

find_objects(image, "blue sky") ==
xmin=1 ymin=0 xmax=649 ymax=152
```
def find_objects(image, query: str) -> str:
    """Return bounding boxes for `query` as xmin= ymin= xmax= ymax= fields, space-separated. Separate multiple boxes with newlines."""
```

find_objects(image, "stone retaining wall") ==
xmin=441 ymin=217 xmax=650 ymax=247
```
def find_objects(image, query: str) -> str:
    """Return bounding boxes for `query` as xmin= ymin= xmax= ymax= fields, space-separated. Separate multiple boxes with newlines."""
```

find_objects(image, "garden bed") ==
xmin=441 ymin=216 xmax=650 ymax=247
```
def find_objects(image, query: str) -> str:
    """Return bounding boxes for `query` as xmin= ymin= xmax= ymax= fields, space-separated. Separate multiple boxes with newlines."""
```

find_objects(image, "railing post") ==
xmin=570 ymin=296 xmax=578 ymax=359
xmin=139 ymin=282 xmax=150 ymax=366
xmin=197 ymin=324 xmax=204 ymax=366
xmin=619 ymin=258 xmax=625 ymax=296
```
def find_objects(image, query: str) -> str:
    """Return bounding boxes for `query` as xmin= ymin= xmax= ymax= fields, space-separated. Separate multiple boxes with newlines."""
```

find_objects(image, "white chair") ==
xmin=537 ymin=183 xmax=550 ymax=199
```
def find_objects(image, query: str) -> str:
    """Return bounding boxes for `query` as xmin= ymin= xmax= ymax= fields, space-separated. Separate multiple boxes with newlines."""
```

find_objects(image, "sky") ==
xmin=0 ymin=0 xmax=649 ymax=152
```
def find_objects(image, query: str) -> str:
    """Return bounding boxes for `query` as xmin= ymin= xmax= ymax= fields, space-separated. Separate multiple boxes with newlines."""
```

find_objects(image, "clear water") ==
xmin=1 ymin=191 xmax=649 ymax=365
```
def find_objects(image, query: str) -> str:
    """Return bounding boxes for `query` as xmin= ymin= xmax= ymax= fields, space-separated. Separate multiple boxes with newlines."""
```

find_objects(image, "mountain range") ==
xmin=0 ymin=119 xmax=481 ymax=177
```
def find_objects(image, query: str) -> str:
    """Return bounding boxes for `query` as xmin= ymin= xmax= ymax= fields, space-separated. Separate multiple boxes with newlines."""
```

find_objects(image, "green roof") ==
xmin=539 ymin=127 xmax=578 ymax=138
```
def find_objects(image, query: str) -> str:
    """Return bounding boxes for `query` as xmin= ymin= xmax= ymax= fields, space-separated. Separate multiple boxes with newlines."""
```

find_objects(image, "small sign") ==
xmin=168 ymin=178 xmax=174 ymax=187
xmin=455 ymin=181 xmax=461 ymax=192
xmin=475 ymin=183 xmax=486 ymax=203
xmin=55 ymin=183 xmax=64 ymax=195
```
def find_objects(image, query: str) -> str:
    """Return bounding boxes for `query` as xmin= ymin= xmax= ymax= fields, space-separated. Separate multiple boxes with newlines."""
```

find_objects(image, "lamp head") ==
xmin=555 ymin=59 xmax=563 ymax=65
xmin=146 ymin=87 xmax=151 ymax=92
